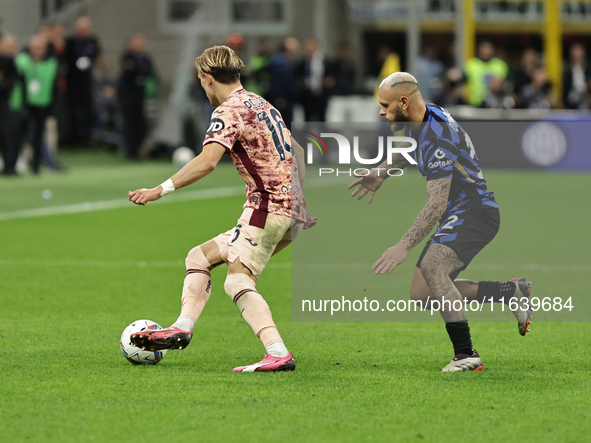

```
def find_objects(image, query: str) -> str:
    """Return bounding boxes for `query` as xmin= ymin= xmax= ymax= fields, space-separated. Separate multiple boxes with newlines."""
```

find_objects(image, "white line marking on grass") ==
xmin=0 ymin=259 xmax=182 ymax=268
xmin=0 ymin=178 xmax=342 ymax=222
xmin=0 ymin=186 xmax=245 ymax=221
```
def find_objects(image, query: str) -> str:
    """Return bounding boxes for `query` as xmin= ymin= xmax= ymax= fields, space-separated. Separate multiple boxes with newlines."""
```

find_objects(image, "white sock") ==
xmin=266 ymin=341 xmax=289 ymax=358
xmin=172 ymin=318 xmax=196 ymax=331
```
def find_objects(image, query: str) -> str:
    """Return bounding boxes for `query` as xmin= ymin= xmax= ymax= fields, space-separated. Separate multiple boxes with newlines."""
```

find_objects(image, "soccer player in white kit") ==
xmin=128 ymin=45 xmax=315 ymax=372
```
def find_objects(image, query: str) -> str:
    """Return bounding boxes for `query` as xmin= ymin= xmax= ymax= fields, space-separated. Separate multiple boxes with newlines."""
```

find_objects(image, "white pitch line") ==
xmin=0 ymin=176 xmax=345 ymax=222
xmin=0 ymin=186 xmax=245 ymax=222
xmin=0 ymin=258 xmax=183 ymax=268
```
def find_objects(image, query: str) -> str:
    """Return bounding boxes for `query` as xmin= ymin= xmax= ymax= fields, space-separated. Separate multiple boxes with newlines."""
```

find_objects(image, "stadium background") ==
xmin=1 ymin=1 xmax=590 ymax=442
xmin=3 ymin=0 xmax=591 ymax=160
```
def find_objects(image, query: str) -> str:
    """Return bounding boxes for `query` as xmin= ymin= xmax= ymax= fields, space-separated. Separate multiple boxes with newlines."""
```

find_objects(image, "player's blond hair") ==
xmin=380 ymin=72 xmax=419 ymax=92
xmin=195 ymin=45 xmax=244 ymax=84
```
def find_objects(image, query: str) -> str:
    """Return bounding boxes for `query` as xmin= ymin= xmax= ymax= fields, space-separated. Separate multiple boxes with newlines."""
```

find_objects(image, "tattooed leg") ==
xmin=419 ymin=243 xmax=466 ymax=322
xmin=420 ymin=243 xmax=478 ymax=358
xmin=410 ymin=269 xmax=480 ymax=309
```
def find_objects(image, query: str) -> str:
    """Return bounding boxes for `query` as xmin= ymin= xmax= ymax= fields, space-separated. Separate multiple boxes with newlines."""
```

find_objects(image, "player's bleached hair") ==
xmin=195 ymin=45 xmax=244 ymax=84
xmin=380 ymin=72 xmax=419 ymax=92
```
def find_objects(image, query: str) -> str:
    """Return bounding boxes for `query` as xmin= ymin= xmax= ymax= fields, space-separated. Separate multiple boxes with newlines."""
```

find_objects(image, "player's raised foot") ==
xmin=508 ymin=277 xmax=532 ymax=336
xmin=441 ymin=350 xmax=483 ymax=372
xmin=233 ymin=352 xmax=295 ymax=372
xmin=130 ymin=326 xmax=192 ymax=351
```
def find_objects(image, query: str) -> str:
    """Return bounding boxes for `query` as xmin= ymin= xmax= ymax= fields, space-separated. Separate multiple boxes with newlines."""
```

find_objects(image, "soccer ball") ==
xmin=172 ymin=147 xmax=195 ymax=170
xmin=120 ymin=319 xmax=167 ymax=365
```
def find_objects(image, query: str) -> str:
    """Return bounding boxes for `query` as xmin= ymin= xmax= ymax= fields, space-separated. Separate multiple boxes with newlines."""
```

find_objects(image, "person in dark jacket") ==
xmin=64 ymin=16 xmax=109 ymax=145
xmin=267 ymin=37 xmax=300 ymax=129
xmin=563 ymin=43 xmax=591 ymax=109
xmin=295 ymin=38 xmax=336 ymax=122
xmin=332 ymin=41 xmax=356 ymax=96
xmin=118 ymin=33 xmax=155 ymax=160
xmin=0 ymin=35 xmax=20 ymax=175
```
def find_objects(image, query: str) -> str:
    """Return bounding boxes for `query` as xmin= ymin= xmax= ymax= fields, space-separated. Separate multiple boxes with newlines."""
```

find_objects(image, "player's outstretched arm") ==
xmin=168 ymin=142 xmax=226 ymax=189
xmin=348 ymin=153 xmax=410 ymax=203
xmin=372 ymin=177 xmax=451 ymax=274
xmin=348 ymin=168 xmax=386 ymax=204
xmin=128 ymin=143 xmax=226 ymax=206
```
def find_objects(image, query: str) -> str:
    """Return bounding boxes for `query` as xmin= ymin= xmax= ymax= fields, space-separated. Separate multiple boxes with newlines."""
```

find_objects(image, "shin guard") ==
xmin=224 ymin=273 xmax=281 ymax=343
xmin=179 ymin=246 xmax=212 ymax=324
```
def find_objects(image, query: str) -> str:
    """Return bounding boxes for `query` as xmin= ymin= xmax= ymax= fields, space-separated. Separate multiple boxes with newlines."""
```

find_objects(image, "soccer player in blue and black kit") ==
xmin=349 ymin=72 xmax=532 ymax=372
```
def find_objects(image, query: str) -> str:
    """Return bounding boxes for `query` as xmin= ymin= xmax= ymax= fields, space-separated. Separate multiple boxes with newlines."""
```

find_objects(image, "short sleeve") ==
xmin=423 ymin=139 xmax=459 ymax=181
xmin=203 ymin=108 xmax=244 ymax=151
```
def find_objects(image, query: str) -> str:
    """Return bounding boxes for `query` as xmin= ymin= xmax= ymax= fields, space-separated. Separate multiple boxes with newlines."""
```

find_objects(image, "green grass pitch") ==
xmin=1 ymin=150 xmax=590 ymax=442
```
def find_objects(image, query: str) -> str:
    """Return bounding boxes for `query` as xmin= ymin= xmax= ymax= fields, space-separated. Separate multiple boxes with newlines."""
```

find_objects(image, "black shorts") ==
xmin=416 ymin=207 xmax=500 ymax=280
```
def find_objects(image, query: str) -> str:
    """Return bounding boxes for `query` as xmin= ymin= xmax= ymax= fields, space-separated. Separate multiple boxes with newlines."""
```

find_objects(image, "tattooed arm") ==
xmin=375 ymin=152 xmax=411 ymax=171
xmin=372 ymin=177 xmax=451 ymax=274
xmin=399 ymin=177 xmax=451 ymax=249
xmin=348 ymin=153 xmax=411 ymax=203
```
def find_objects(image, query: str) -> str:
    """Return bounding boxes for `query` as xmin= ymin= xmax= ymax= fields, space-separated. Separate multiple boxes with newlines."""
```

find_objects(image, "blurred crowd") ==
xmin=201 ymin=34 xmax=591 ymax=131
xmin=1 ymin=16 xmax=591 ymax=175
xmin=190 ymin=33 xmax=357 ymax=132
xmin=423 ymin=40 xmax=591 ymax=111
xmin=0 ymin=16 xmax=156 ymax=176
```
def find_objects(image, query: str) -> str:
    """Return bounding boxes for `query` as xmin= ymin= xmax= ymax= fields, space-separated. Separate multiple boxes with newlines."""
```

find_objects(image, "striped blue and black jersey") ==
xmin=408 ymin=103 xmax=498 ymax=217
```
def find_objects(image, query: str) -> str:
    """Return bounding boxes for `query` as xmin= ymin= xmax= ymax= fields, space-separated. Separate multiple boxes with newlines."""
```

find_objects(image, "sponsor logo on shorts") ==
xmin=280 ymin=183 xmax=300 ymax=193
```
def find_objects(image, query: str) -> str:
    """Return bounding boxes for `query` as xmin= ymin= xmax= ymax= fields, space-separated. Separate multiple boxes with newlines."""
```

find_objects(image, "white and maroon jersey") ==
xmin=203 ymin=86 xmax=315 ymax=229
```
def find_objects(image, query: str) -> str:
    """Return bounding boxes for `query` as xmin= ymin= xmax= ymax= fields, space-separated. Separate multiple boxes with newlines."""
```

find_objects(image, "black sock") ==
xmin=445 ymin=321 xmax=474 ymax=356
xmin=475 ymin=281 xmax=516 ymax=304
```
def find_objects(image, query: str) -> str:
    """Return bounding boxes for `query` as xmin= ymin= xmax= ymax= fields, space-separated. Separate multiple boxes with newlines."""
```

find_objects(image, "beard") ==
xmin=389 ymin=104 xmax=410 ymax=131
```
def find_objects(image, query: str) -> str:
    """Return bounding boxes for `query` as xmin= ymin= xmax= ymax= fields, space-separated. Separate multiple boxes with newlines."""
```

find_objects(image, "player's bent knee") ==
xmin=419 ymin=259 xmax=436 ymax=279
xmin=419 ymin=259 xmax=449 ymax=283
xmin=186 ymin=246 xmax=211 ymax=271
xmin=224 ymin=272 xmax=256 ymax=303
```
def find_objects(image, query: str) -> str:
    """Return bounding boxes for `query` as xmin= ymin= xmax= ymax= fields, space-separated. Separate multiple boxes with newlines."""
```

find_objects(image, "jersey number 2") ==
xmin=440 ymin=215 xmax=459 ymax=231
xmin=257 ymin=109 xmax=292 ymax=161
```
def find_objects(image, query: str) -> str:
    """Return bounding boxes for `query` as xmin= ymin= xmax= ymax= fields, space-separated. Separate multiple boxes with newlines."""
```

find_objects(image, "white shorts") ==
xmin=213 ymin=208 xmax=303 ymax=278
